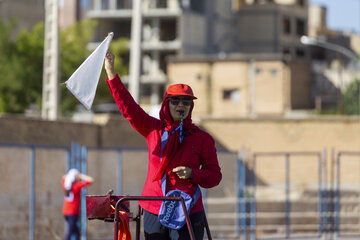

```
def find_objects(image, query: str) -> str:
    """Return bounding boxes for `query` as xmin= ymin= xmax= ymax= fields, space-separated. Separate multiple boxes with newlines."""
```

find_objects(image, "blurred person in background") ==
xmin=104 ymin=50 xmax=222 ymax=240
xmin=62 ymin=169 xmax=94 ymax=240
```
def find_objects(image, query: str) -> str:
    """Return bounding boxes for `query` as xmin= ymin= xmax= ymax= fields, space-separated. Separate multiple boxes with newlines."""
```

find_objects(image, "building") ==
xmin=306 ymin=4 xmax=359 ymax=111
xmin=59 ymin=0 xmax=90 ymax=29
xmin=167 ymin=54 xmax=311 ymax=118
xmin=0 ymin=0 xmax=45 ymax=36
xmin=86 ymin=0 xmax=237 ymax=110
xmin=234 ymin=0 xmax=309 ymax=59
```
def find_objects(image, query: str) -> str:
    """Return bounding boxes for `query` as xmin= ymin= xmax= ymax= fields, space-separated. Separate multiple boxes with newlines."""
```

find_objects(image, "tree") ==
xmin=0 ymin=19 xmax=44 ymax=113
xmin=343 ymin=79 xmax=360 ymax=115
xmin=0 ymin=18 xmax=128 ymax=116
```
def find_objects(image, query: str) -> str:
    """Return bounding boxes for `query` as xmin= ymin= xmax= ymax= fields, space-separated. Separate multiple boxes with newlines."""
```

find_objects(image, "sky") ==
xmin=309 ymin=0 xmax=360 ymax=33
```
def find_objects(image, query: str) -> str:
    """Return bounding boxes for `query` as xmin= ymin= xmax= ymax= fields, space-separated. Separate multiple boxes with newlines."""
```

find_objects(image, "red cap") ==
xmin=164 ymin=84 xmax=197 ymax=99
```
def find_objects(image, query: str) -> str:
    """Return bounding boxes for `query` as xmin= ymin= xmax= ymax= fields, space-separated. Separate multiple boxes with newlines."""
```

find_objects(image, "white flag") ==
xmin=65 ymin=32 xmax=114 ymax=110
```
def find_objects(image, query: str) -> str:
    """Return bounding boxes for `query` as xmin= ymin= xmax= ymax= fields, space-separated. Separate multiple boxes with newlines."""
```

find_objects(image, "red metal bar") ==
xmin=114 ymin=196 xmax=196 ymax=240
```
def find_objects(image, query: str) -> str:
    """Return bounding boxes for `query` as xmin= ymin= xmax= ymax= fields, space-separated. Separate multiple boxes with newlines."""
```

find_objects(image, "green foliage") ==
xmin=0 ymin=19 xmax=44 ymax=113
xmin=343 ymin=79 xmax=360 ymax=115
xmin=0 ymin=18 xmax=129 ymax=116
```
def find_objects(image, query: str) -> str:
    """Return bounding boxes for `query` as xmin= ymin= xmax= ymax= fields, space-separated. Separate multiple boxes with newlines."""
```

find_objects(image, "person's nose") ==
xmin=177 ymin=100 xmax=185 ymax=107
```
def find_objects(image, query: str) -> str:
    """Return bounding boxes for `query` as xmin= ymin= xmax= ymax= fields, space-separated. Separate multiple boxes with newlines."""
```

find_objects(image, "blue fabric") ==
xmin=158 ymin=187 xmax=200 ymax=229
xmin=158 ymin=129 xmax=201 ymax=229
xmin=64 ymin=215 xmax=80 ymax=240
xmin=144 ymin=209 xmax=205 ymax=240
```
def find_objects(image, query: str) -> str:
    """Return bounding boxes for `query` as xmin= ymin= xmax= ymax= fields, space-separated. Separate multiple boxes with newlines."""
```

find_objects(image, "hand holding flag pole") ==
xmin=65 ymin=32 xmax=114 ymax=110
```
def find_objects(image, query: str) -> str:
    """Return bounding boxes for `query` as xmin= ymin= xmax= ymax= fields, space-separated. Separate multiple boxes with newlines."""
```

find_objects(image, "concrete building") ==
xmin=167 ymin=54 xmax=311 ymax=118
xmin=86 ymin=0 xmax=237 ymax=110
xmin=234 ymin=0 xmax=309 ymax=59
xmin=306 ymin=4 xmax=359 ymax=111
xmin=0 ymin=0 xmax=44 ymax=36
xmin=84 ymin=0 xmax=315 ymax=117
xmin=59 ymin=0 xmax=90 ymax=29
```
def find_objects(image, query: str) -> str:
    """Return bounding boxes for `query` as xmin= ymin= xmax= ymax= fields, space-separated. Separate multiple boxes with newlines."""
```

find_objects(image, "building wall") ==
xmin=236 ymin=3 xmax=308 ymax=58
xmin=254 ymin=60 xmax=287 ymax=114
xmin=308 ymin=4 xmax=327 ymax=37
xmin=180 ymin=13 xmax=207 ymax=54
xmin=289 ymin=60 xmax=312 ymax=108
xmin=167 ymin=57 xmax=311 ymax=118
xmin=201 ymin=117 xmax=360 ymax=152
xmin=1 ymin=114 xmax=358 ymax=157
xmin=0 ymin=115 xmax=146 ymax=148
xmin=237 ymin=7 xmax=277 ymax=53
xmin=211 ymin=61 xmax=249 ymax=117
xmin=350 ymin=34 xmax=360 ymax=55
xmin=59 ymin=0 xmax=78 ymax=29
xmin=0 ymin=0 xmax=44 ymax=37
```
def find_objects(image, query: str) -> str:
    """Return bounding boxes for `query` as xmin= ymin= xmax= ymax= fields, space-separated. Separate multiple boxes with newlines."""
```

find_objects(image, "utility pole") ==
xmin=42 ymin=0 xmax=59 ymax=120
xmin=129 ymin=0 xmax=142 ymax=103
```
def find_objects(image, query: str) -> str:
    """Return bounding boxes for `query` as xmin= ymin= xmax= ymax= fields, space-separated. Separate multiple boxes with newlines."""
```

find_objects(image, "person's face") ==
xmin=168 ymin=96 xmax=193 ymax=122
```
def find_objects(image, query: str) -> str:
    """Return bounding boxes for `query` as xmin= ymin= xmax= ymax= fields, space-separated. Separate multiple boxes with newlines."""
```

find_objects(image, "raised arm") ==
xmin=104 ymin=51 xmax=158 ymax=137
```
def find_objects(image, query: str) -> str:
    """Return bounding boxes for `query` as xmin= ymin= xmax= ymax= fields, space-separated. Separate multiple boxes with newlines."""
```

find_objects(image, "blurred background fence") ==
xmin=1 ymin=142 xmax=360 ymax=240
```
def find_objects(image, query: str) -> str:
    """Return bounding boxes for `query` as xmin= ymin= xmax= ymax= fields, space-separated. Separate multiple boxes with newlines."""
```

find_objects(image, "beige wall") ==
xmin=212 ymin=61 xmax=249 ymax=117
xmin=308 ymin=5 xmax=327 ymax=37
xmin=351 ymin=34 xmax=360 ymax=56
xmin=167 ymin=58 xmax=311 ymax=118
xmin=254 ymin=61 xmax=287 ymax=115
xmin=201 ymin=117 xmax=360 ymax=153
xmin=0 ymin=115 xmax=146 ymax=148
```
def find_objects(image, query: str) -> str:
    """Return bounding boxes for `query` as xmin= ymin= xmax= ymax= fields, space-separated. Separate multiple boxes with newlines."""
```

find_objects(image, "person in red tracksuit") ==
xmin=62 ymin=169 xmax=94 ymax=240
xmin=104 ymin=50 xmax=222 ymax=240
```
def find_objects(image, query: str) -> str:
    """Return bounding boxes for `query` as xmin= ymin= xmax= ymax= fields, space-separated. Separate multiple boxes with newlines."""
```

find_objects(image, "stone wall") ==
xmin=0 ymin=114 xmax=146 ymax=148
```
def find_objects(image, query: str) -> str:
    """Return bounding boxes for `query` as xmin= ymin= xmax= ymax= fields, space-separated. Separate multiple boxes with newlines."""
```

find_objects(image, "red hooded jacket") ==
xmin=106 ymin=75 xmax=222 ymax=215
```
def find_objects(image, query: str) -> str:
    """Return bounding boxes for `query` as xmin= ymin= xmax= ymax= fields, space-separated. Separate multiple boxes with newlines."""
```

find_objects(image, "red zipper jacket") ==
xmin=106 ymin=75 xmax=222 ymax=215
xmin=62 ymin=177 xmax=92 ymax=216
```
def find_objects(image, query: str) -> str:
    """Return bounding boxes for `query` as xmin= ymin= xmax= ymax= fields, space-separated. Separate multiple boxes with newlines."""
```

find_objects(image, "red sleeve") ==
xmin=105 ymin=74 xmax=159 ymax=138
xmin=191 ymin=133 xmax=222 ymax=188
xmin=72 ymin=180 xmax=92 ymax=194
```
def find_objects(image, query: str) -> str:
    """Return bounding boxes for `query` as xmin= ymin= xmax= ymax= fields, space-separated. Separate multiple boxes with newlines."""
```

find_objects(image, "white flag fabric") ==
xmin=65 ymin=32 xmax=114 ymax=110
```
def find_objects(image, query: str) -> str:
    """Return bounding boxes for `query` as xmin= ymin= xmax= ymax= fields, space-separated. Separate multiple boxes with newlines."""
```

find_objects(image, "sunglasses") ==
xmin=169 ymin=97 xmax=193 ymax=106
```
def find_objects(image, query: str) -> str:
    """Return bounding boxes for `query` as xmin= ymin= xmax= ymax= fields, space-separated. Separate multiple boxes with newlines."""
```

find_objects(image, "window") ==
xmin=223 ymin=89 xmax=240 ymax=103
xmin=140 ymin=84 xmax=152 ymax=97
xmin=296 ymin=48 xmax=305 ymax=57
xmin=283 ymin=17 xmax=291 ymax=35
xmin=298 ymin=0 xmax=305 ymax=7
xmin=255 ymin=68 xmax=262 ymax=75
xmin=296 ymin=19 xmax=305 ymax=36
xmin=101 ymin=0 xmax=109 ymax=9
xmin=117 ymin=0 xmax=132 ymax=9
xmin=80 ymin=0 xmax=89 ymax=8
xmin=283 ymin=47 xmax=291 ymax=55
xmin=270 ymin=69 xmax=278 ymax=76
xmin=190 ymin=0 xmax=205 ymax=13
